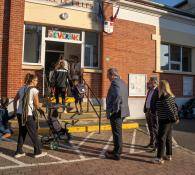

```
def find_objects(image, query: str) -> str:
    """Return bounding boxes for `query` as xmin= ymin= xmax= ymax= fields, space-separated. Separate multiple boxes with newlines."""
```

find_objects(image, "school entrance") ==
xmin=43 ymin=28 xmax=84 ymax=95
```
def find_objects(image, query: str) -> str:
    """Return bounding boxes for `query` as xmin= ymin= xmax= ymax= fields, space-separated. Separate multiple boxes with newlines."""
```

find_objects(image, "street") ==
xmin=0 ymin=119 xmax=194 ymax=175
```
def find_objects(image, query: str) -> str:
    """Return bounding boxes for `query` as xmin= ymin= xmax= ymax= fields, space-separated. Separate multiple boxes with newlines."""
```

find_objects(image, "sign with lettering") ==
xmin=48 ymin=30 xmax=80 ymax=41
xmin=28 ymin=0 xmax=96 ymax=10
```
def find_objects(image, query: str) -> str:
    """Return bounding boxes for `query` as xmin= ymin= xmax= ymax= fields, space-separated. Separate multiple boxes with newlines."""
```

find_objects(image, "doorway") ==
xmin=44 ymin=41 xmax=81 ymax=94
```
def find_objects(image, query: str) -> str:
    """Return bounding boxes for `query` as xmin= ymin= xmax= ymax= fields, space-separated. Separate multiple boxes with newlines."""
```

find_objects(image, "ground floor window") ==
xmin=84 ymin=32 xmax=99 ymax=68
xmin=160 ymin=43 xmax=192 ymax=72
xmin=23 ymin=24 xmax=42 ymax=64
xmin=23 ymin=25 xmax=100 ymax=68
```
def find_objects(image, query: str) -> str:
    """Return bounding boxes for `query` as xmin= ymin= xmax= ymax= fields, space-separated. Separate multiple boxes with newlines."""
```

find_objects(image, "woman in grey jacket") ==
xmin=154 ymin=80 xmax=179 ymax=164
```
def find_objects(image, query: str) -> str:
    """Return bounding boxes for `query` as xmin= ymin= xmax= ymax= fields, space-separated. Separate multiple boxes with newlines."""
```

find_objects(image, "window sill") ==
xmin=155 ymin=70 xmax=195 ymax=75
xmin=83 ymin=68 xmax=102 ymax=73
xmin=22 ymin=64 xmax=43 ymax=70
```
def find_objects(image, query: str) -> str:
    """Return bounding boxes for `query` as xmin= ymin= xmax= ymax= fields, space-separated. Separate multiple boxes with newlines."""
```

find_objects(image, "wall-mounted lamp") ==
xmin=59 ymin=13 xmax=69 ymax=20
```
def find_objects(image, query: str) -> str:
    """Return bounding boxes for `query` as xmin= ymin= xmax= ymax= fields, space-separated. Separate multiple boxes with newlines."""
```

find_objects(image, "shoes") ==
xmin=14 ymin=152 xmax=26 ymax=158
xmin=105 ymin=151 xmax=120 ymax=161
xmin=34 ymin=152 xmax=47 ymax=158
xmin=153 ymin=158 xmax=165 ymax=164
xmin=164 ymin=155 xmax=172 ymax=161
xmin=2 ymin=133 xmax=11 ymax=139
xmin=145 ymin=143 xmax=154 ymax=148
xmin=148 ymin=147 xmax=157 ymax=153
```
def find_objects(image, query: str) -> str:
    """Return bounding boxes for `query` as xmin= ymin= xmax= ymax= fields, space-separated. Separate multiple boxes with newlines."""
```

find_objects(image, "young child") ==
xmin=71 ymin=76 xmax=85 ymax=115
xmin=0 ymin=97 xmax=14 ymax=139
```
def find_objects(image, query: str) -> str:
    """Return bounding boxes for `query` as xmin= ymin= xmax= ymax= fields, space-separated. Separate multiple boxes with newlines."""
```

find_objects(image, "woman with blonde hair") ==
xmin=154 ymin=80 xmax=179 ymax=164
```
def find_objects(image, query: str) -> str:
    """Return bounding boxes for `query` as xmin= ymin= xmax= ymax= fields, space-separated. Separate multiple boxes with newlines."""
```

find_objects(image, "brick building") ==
xmin=1 ymin=0 xmax=195 ymax=118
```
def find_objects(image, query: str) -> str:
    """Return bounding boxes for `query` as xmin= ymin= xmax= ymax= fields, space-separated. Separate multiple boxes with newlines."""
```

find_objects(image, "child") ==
xmin=0 ymin=97 xmax=14 ymax=138
xmin=71 ymin=76 xmax=85 ymax=115
xmin=49 ymin=108 xmax=71 ymax=140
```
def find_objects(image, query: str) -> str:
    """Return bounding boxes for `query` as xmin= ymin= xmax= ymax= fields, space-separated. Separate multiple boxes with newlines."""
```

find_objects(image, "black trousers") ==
xmin=16 ymin=114 xmax=41 ymax=155
xmin=55 ymin=87 xmax=66 ymax=104
xmin=157 ymin=121 xmax=173 ymax=158
xmin=145 ymin=110 xmax=158 ymax=147
xmin=110 ymin=112 xmax=122 ymax=157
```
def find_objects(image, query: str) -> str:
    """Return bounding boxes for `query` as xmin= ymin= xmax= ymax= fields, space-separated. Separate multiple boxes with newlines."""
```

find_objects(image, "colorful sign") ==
xmin=48 ymin=30 xmax=80 ymax=41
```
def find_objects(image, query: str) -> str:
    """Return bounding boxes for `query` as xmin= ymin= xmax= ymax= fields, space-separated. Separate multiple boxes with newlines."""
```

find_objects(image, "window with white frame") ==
xmin=84 ymin=32 xmax=99 ymax=68
xmin=23 ymin=24 xmax=42 ymax=64
xmin=160 ymin=43 xmax=192 ymax=72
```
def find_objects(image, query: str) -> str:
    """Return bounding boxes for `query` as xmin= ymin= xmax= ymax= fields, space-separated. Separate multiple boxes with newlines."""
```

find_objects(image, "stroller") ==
xmin=41 ymin=107 xmax=72 ymax=150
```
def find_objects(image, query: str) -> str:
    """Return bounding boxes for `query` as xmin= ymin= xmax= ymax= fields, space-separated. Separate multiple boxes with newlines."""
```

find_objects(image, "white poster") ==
xmin=183 ymin=76 xmax=193 ymax=96
xmin=129 ymin=74 xmax=147 ymax=96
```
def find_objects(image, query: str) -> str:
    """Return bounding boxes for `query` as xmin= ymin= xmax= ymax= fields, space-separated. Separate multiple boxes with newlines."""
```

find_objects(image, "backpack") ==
xmin=0 ymin=108 xmax=6 ymax=123
xmin=76 ymin=84 xmax=86 ymax=97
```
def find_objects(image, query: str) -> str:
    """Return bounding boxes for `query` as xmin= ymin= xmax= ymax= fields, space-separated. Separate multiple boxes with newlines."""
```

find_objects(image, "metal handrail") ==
xmin=43 ymin=73 xmax=102 ymax=133
xmin=82 ymin=77 xmax=102 ymax=133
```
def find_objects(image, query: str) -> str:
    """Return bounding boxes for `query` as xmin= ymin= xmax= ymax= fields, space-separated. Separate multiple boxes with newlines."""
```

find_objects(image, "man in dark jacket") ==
xmin=144 ymin=77 xmax=159 ymax=150
xmin=105 ymin=68 xmax=130 ymax=160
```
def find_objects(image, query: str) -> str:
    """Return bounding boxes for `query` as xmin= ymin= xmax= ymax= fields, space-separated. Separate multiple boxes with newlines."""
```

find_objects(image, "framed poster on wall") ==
xmin=129 ymin=74 xmax=147 ymax=96
xmin=183 ymin=76 xmax=193 ymax=96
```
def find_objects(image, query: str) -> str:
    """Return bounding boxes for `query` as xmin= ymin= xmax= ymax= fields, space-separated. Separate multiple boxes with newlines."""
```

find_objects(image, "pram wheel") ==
xmin=50 ymin=141 xmax=59 ymax=150
xmin=41 ymin=136 xmax=50 ymax=144
xmin=67 ymin=132 xmax=72 ymax=141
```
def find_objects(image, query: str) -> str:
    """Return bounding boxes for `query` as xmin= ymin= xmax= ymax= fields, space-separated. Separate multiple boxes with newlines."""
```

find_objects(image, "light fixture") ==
xmin=59 ymin=13 xmax=69 ymax=20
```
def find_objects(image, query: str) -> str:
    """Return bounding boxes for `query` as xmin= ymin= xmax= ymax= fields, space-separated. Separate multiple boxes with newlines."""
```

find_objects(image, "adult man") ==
xmin=144 ymin=77 xmax=159 ymax=150
xmin=105 ymin=68 xmax=130 ymax=160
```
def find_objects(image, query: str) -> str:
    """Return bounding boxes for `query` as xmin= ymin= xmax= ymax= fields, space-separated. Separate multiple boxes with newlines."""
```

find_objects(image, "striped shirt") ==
xmin=156 ymin=95 xmax=178 ymax=121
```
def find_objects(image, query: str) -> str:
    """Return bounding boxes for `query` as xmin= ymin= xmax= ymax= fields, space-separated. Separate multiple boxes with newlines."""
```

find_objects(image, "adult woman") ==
xmin=154 ymin=80 xmax=179 ymax=164
xmin=13 ymin=73 xmax=47 ymax=158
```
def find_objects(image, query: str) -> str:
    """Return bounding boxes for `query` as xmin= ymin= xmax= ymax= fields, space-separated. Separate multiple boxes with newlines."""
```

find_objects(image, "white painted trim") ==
xmin=45 ymin=50 xmax=64 ymax=53
xmin=81 ymin=31 xmax=85 ymax=68
xmin=116 ymin=0 xmax=195 ymax=22
xmin=113 ymin=6 xmax=195 ymax=36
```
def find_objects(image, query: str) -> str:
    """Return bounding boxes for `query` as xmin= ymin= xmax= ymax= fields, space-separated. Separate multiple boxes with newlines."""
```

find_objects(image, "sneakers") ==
xmin=105 ymin=151 xmax=120 ymax=161
xmin=153 ymin=158 xmax=165 ymax=164
xmin=14 ymin=152 xmax=26 ymax=158
xmin=34 ymin=152 xmax=47 ymax=158
xmin=164 ymin=155 xmax=172 ymax=161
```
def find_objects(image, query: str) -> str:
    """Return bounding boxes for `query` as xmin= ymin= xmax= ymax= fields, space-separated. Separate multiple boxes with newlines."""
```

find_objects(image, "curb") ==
xmin=12 ymin=123 xmax=139 ymax=134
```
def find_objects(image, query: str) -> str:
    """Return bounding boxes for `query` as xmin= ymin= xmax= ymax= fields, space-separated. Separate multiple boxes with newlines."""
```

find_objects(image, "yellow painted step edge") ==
xmin=13 ymin=123 xmax=139 ymax=134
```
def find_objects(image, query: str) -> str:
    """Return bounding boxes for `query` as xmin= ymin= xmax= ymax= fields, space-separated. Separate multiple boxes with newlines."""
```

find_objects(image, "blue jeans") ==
xmin=0 ymin=126 xmax=11 ymax=137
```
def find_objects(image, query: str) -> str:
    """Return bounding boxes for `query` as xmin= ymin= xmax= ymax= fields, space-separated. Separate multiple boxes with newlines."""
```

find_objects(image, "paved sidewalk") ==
xmin=0 ymin=127 xmax=194 ymax=175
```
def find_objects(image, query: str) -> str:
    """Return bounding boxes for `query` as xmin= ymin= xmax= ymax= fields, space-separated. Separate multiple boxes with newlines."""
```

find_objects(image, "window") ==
xmin=84 ymin=32 xmax=99 ymax=68
xmin=23 ymin=24 xmax=42 ymax=64
xmin=160 ymin=43 xmax=192 ymax=72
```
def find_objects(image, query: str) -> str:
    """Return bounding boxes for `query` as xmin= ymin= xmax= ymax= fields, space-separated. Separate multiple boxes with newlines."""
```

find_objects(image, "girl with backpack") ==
xmin=13 ymin=73 xmax=47 ymax=158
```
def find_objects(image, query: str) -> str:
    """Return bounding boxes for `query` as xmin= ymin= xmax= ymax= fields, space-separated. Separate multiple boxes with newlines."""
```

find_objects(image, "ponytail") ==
xmin=24 ymin=73 xmax=37 ymax=85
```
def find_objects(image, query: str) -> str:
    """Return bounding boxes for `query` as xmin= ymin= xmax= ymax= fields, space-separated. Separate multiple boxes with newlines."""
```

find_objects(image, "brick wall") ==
xmin=7 ymin=0 xmax=25 ymax=98
xmin=83 ymin=72 xmax=102 ymax=98
xmin=160 ymin=73 xmax=195 ymax=97
xmin=102 ymin=2 xmax=156 ymax=97
xmin=0 ymin=0 xmax=10 ymax=97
